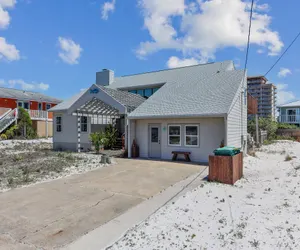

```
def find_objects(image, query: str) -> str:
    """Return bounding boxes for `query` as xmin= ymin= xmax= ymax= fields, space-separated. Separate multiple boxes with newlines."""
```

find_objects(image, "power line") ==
xmin=265 ymin=30 xmax=300 ymax=77
xmin=244 ymin=0 xmax=255 ymax=72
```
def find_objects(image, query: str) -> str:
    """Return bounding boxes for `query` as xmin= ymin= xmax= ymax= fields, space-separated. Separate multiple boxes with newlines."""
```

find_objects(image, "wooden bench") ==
xmin=172 ymin=151 xmax=191 ymax=162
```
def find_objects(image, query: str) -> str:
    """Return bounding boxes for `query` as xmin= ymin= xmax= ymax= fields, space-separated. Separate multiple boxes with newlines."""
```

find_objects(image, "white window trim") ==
xmin=168 ymin=125 xmax=181 ymax=147
xmin=17 ymin=101 xmax=30 ymax=110
xmin=80 ymin=116 xmax=88 ymax=133
xmin=184 ymin=124 xmax=199 ymax=147
xmin=56 ymin=116 xmax=62 ymax=132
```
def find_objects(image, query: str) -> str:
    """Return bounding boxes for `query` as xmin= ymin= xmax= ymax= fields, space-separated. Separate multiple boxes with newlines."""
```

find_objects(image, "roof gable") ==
xmin=128 ymin=67 xmax=245 ymax=119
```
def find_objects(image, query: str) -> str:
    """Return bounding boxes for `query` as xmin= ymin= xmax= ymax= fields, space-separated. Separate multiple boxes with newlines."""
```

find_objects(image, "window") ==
xmin=168 ymin=125 xmax=181 ymax=146
xmin=151 ymin=127 xmax=159 ymax=143
xmin=185 ymin=125 xmax=199 ymax=147
xmin=23 ymin=102 xmax=29 ymax=109
xmin=129 ymin=90 xmax=137 ymax=94
xmin=46 ymin=104 xmax=51 ymax=110
xmin=18 ymin=102 xmax=23 ymax=107
xmin=153 ymin=87 xmax=159 ymax=93
xmin=81 ymin=116 xmax=88 ymax=132
xmin=144 ymin=88 xmax=153 ymax=98
xmin=137 ymin=89 xmax=144 ymax=96
xmin=56 ymin=116 xmax=62 ymax=132
xmin=38 ymin=103 xmax=42 ymax=110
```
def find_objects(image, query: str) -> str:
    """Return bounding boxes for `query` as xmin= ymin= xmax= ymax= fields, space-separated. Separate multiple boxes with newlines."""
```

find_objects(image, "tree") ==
xmin=248 ymin=117 xmax=278 ymax=140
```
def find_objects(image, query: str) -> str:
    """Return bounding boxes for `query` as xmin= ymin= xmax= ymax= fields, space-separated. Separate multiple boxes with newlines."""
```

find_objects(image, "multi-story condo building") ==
xmin=247 ymin=76 xmax=277 ymax=119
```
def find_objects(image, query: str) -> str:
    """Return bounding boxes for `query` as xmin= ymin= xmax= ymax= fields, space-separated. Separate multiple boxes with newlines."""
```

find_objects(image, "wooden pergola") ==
xmin=72 ymin=97 xmax=122 ymax=152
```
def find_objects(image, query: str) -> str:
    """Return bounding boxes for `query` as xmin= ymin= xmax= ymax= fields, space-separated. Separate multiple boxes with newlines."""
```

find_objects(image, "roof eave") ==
xmin=128 ymin=113 xmax=227 ymax=120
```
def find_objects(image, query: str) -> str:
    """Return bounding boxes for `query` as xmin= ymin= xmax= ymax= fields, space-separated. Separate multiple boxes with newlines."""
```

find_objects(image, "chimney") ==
xmin=96 ymin=69 xmax=114 ymax=86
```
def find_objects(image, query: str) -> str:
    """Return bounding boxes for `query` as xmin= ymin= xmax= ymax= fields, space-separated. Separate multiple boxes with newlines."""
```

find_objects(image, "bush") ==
xmin=89 ymin=132 xmax=106 ymax=153
xmin=277 ymin=123 xmax=299 ymax=129
xmin=0 ymin=134 xmax=7 ymax=140
xmin=104 ymin=124 xmax=118 ymax=149
xmin=17 ymin=107 xmax=37 ymax=139
xmin=5 ymin=125 xmax=18 ymax=139
xmin=248 ymin=117 xmax=278 ymax=140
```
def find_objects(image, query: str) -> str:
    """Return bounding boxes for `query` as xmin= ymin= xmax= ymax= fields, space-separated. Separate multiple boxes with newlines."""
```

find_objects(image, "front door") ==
xmin=149 ymin=124 xmax=161 ymax=158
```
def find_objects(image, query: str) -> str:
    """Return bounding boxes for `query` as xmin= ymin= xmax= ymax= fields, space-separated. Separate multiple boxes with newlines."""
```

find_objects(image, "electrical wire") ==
xmin=264 ymin=30 xmax=300 ymax=77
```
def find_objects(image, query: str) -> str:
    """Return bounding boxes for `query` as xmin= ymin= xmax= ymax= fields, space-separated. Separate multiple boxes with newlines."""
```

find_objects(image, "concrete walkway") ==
xmin=0 ymin=158 xmax=206 ymax=250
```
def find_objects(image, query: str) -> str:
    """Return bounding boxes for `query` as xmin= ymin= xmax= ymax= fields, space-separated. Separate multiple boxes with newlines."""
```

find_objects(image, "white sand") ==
xmin=111 ymin=141 xmax=300 ymax=250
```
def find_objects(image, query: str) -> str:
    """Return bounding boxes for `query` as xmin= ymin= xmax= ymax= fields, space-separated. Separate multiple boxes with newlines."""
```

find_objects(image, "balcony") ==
xmin=25 ymin=109 xmax=53 ymax=121
xmin=278 ymin=115 xmax=300 ymax=124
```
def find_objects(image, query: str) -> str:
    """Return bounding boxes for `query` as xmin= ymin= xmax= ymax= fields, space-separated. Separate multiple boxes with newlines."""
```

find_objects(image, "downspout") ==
xmin=224 ymin=114 xmax=228 ymax=146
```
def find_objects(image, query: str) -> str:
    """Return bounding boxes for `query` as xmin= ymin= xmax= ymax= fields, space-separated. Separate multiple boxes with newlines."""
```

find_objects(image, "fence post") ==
xmin=255 ymin=114 xmax=259 ymax=145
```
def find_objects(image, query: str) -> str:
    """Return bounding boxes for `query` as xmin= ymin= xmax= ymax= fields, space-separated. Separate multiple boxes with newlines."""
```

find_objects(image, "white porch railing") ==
xmin=278 ymin=115 xmax=300 ymax=124
xmin=25 ymin=109 xmax=51 ymax=121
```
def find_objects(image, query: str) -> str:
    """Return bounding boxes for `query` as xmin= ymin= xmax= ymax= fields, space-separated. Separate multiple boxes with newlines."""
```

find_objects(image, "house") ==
xmin=278 ymin=101 xmax=300 ymax=126
xmin=50 ymin=60 xmax=247 ymax=163
xmin=0 ymin=87 xmax=62 ymax=137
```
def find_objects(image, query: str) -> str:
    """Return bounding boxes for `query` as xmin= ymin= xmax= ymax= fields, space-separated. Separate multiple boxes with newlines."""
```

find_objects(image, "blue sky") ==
xmin=0 ymin=0 xmax=299 ymax=104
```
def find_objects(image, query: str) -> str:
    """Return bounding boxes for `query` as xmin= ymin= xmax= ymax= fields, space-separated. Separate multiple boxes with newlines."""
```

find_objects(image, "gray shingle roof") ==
xmin=0 ymin=87 xmax=62 ymax=103
xmin=109 ymin=60 xmax=234 ymax=90
xmin=50 ymin=85 xmax=145 ymax=112
xmin=49 ymin=89 xmax=87 ymax=112
xmin=98 ymin=86 xmax=145 ymax=111
xmin=128 ymin=64 xmax=245 ymax=119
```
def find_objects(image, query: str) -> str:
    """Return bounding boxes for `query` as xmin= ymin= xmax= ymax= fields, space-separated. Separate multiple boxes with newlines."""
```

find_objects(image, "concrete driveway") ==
xmin=0 ymin=158 xmax=205 ymax=250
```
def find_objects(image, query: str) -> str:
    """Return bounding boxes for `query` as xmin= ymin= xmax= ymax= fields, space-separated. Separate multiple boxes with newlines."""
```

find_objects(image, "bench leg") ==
xmin=172 ymin=153 xmax=178 ymax=161
xmin=185 ymin=154 xmax=191 ymax=162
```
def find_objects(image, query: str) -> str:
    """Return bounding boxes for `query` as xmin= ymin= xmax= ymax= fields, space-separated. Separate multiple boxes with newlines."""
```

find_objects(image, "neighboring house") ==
xmin=50 ymin=60 xmax=247 ymax=163
xmin=0 ymin=87 xmax=62 ymax=137
xmin=247 ymin=76 xmax=277 ymax=119
xmin=278 ymin=101 xmax=300 ymax=126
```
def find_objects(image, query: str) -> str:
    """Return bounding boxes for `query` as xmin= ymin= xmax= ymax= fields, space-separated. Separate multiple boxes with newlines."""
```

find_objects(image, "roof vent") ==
xmin=216 ymin=70 xmax=220 ymax=74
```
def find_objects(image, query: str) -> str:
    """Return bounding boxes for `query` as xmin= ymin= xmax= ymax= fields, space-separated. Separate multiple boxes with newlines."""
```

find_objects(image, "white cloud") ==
xmin=0 ymin=0 xmax=16 ymax=29
xmin=257 ymin=49 xmax=264 ymax=54
xmin=101 ymin=0 xmax=116 ymax=20
xmin=0 ymin=79 xmax=5 ymax=85
xmin=58 ymin=37 xmax=82 ymax=65
xmin=278 ymin=67 xmax=292 ymax=78
xmin=0 ymin=37 xmax=20 ymax=61
xmin=137 ymin=0 xmax=283 ymax=62
xmin=7 ymin=79 xmax=49 ymax=91
xmin=0 ymin=0 xmax=16 ymax=8
xmin=0 ymin=6 xmax=10 ymax=29
xmin=276 ymin=83 xmax=296 ymax=105
xmin=167 ymin=56 xmax=199 ymax=68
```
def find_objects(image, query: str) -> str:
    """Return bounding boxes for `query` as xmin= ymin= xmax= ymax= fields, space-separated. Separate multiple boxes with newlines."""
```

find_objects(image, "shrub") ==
xmin=277 ymin=123 xmax=299 ymax=129
xmin=285 ymin=155 xmax=293 ymax=161
xmin=248 ymin=117 xmax=278 ymax=140
xmin=17 ymin=107 xmax=37 ymax=139
xmin=104 ymin=124 xmax=118 ymax=149
xmin=89 ymin=132 xmax=106 ymax=153
xmin=5 ymin=125 xmax=18 ymax=139
xmin=0 ymin=134 xmax=7 ymax=140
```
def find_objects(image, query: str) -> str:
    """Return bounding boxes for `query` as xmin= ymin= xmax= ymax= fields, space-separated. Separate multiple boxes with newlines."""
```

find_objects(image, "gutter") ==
xmin=128 ymin=113 xmax=227 ymax=120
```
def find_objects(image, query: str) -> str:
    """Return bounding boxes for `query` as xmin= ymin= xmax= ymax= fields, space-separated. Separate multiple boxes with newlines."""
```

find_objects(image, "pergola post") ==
xmin=77 ymin=113 xmax=81 ymax=153
xmin=125 ymin=114 xmax=128 ymax=151
xmin=128 ymin=118 xmax=131 ymax=158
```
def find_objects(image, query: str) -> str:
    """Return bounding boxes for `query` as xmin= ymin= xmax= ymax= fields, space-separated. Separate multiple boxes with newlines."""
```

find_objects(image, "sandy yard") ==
xmin=0 ymin=139 xmax=107 ymax=192
xmin=110 ymin=141 xmax=300 ymax=250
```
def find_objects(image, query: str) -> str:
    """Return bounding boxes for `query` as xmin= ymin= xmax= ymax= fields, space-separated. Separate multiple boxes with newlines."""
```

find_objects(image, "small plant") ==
xmin=89 ymin=132 xmax=106 ymax=153
xmin=13 ymin=155 xmax=23 ymax=162
xmin=248 ymin=150 xmax=256 ymax=157
xmin=285 ymin=155 xmax=293 ymax=161
xmin=0 ymin=134 xmax=7 ymax=140
xmin=249 ymin=239 xmax=259 ymax=248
